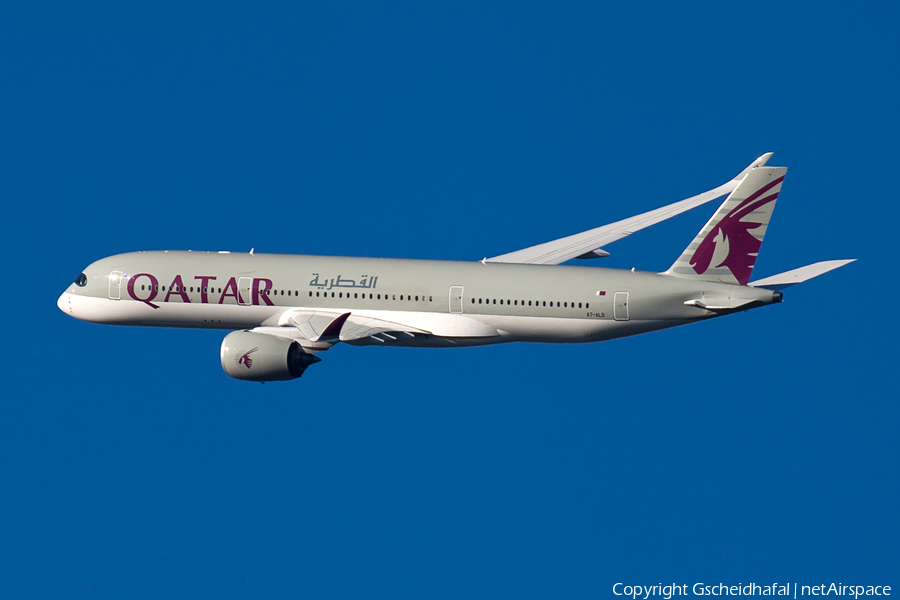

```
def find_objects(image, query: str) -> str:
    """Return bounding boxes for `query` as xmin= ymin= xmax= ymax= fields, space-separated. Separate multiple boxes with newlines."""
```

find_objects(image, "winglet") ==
xmin=732 ymin=152 xmax=773 ymax=182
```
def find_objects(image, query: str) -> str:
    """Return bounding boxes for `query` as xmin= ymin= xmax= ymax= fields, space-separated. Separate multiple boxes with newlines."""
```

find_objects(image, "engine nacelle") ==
xmin=220 ymin=330 xmax=321 ymax=381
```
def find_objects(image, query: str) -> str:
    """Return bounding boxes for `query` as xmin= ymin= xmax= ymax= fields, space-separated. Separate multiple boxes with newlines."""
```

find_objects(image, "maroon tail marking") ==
xmin=690 ymin=176 xmax=784 ymax=285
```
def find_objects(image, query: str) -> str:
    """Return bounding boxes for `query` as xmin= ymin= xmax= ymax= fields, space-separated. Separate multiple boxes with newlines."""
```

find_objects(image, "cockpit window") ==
xmin=74 ymin=273 xmax=87 ymax=287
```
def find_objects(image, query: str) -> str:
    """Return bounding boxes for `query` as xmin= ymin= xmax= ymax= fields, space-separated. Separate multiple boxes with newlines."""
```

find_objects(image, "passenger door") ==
xmin=449 ymin=286 xmax=464 ymax=313
xmin=614 ymin=292 xmax=629 ymax=321
xmin=108 ymin=271 xmax=123 ymax=300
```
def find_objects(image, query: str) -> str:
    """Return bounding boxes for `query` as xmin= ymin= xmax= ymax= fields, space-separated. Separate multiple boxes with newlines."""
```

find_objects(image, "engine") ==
xmin=220 ymin=330 xmax=321 ymax=381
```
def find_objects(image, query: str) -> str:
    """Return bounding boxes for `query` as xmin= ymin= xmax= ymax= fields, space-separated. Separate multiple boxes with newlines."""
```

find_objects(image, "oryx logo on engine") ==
xmin=237 ymin=347 xmax=259 ymax=369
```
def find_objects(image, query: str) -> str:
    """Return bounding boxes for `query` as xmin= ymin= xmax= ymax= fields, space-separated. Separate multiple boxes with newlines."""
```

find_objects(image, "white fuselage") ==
xmin=58 ymin=251 xmax=778 ymax=348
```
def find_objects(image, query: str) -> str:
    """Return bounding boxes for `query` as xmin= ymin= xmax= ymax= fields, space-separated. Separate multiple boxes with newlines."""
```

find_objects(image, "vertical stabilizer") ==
xmin=665 ymin=166 xmax=786 ymax=285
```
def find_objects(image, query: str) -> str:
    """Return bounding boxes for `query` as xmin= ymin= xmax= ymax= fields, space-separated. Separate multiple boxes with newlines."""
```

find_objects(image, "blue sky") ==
xmin=2 ymin=2 xmax=897 ymax=598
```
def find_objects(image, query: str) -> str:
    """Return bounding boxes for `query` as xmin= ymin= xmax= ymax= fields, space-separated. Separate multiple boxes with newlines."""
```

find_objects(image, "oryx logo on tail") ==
xmin=666 ymin=166 xmax=787 ymax=285
xmin=689 ymin=175 xmax=784 ymax=285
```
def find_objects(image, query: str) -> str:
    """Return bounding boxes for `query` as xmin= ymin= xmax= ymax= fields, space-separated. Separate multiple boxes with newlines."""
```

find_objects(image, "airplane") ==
xmin=57 ymin=153 xmax=854 ymax=382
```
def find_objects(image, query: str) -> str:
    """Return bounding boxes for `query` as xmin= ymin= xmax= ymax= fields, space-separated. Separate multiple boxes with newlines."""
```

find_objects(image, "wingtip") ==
xmin=756 ymin=152 xmax=774 ymax=166
xmin=732 ymin=152 xmax=775 ymax=181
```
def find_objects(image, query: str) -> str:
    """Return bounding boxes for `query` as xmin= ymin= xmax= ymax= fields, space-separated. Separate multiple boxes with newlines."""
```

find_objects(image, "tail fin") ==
xmin=665 ymin=165 xmax=787 ymax=285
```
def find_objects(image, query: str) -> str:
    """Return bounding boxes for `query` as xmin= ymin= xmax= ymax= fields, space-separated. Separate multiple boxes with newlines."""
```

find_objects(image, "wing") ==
xmin=485 ymin=153 xmax=773 ymax=266
xmin=341 ymin=311 xmax=499 ymax=343
xmin=253 ymin=308 xmax=501 ymax=350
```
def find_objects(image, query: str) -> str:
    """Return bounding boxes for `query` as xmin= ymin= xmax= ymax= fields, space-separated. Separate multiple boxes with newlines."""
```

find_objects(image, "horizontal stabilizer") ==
xmin=749 ymin=259 xmax=856 ymax=290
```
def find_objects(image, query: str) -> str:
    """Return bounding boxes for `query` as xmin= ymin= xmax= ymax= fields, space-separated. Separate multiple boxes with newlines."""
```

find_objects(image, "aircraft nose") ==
xmin=58 ymin=291 xmax=74 ymax=316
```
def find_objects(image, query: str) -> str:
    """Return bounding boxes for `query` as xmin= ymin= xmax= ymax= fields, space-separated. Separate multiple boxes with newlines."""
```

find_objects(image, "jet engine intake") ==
xmin=220 ymin=330 xmax=321 ymax=381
